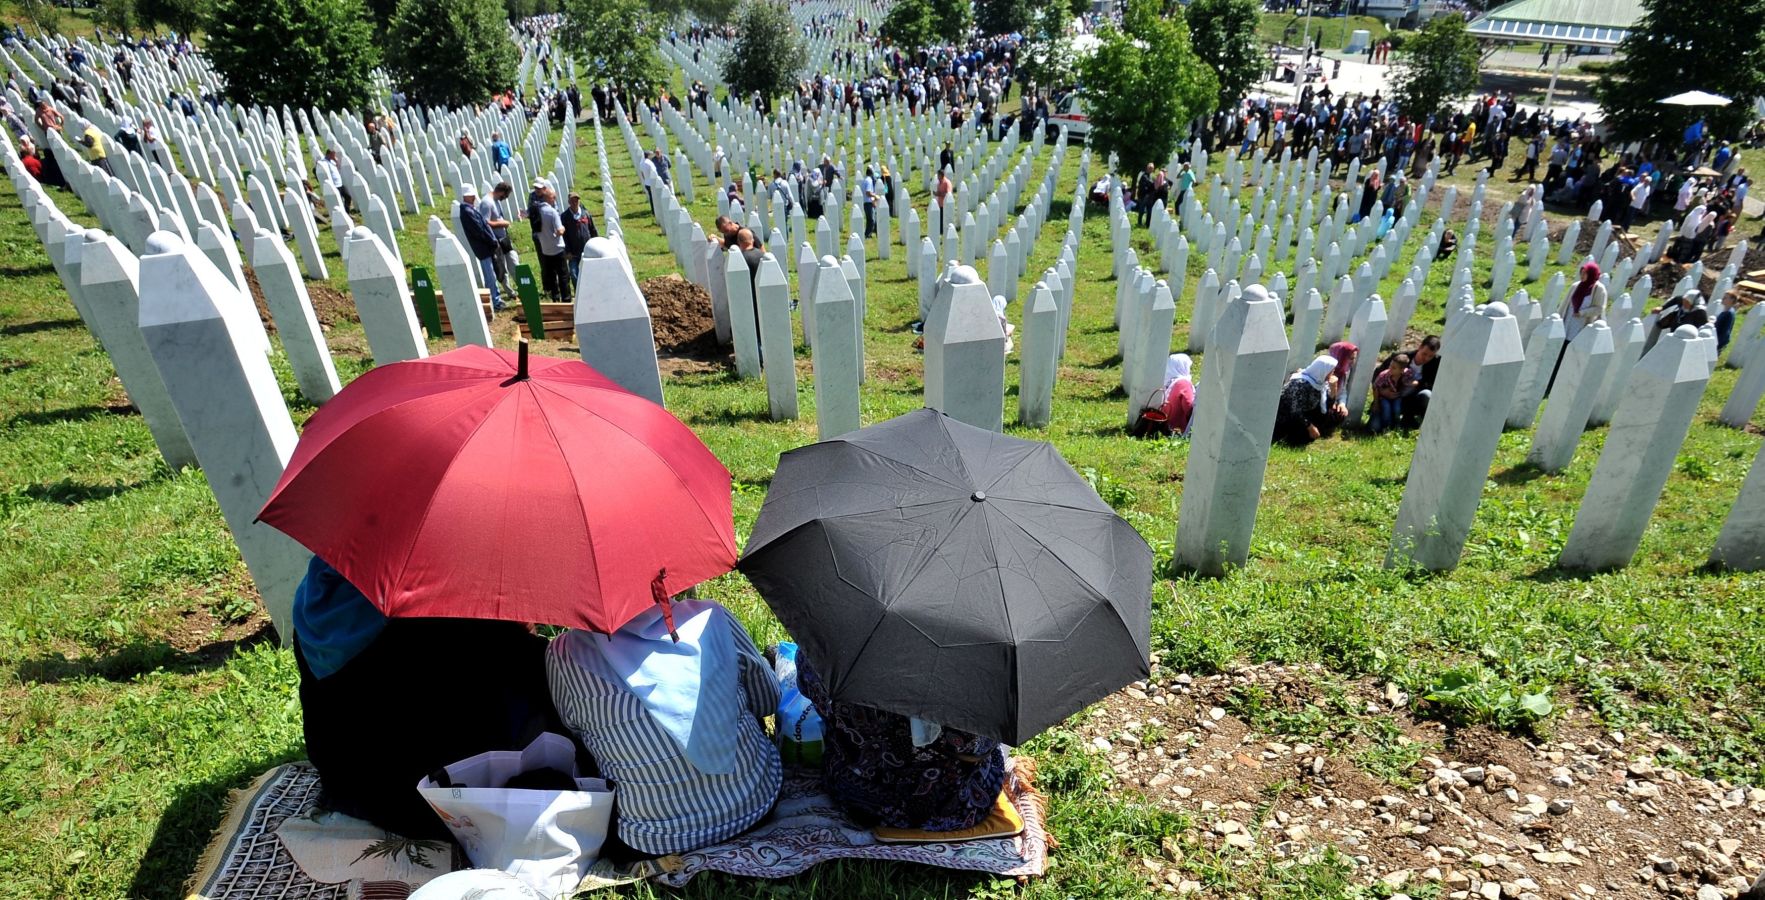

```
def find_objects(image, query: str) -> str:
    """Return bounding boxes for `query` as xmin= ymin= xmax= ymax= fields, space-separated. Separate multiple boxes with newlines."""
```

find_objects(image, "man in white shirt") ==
xmin=638 ymin=150 xmax=658 ymax=216
xmin=1625 ymin=174 xmax=1652 ymax=230
xmin=317 ymin=149 xmax=352 ymax=213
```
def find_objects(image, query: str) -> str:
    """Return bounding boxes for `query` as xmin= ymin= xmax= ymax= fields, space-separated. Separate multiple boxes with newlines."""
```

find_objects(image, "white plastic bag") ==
xmin=417 ymin=733 xmax=612 ymax=899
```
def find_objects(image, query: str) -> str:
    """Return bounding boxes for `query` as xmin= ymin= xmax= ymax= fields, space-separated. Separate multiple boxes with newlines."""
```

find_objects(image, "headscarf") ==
xmin=591 ymin=598 xmax=741 ymax=775
xmin=291 ymin=556 xmax=387 ymax=680
xmin=1164 ymin=353 xmax=1193 ymax=390
xmin=1570 ymin=260 xmax=1600 ymax=313
xmin=1328 ymin=341 xmax=1357 ymax=389
xmin=1292 ymin=354 xmax=1338 ymax=412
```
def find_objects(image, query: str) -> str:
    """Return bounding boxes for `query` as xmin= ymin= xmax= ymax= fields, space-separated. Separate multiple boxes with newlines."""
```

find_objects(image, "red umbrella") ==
xmin=258 ymin=343 xmax=736 ymax=634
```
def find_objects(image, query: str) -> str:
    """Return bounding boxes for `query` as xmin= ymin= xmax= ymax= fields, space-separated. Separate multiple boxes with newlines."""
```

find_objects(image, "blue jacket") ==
xmin=459 ymin=201 xmax=498 ymax=260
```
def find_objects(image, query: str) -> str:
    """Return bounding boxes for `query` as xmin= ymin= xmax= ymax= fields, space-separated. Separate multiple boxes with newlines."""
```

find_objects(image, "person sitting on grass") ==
xmin=795 ymin=651 xmax=1006 ymax=833
xmin=1274 ymin=354 xmax=1348 ymax=446
xmin=547 ymin=597 xmax=782 ymax=861
xmin=291 ymin=556 xmax=560 ymax=839
xmin=1369 ymin=353 xmax=1413 ymax=434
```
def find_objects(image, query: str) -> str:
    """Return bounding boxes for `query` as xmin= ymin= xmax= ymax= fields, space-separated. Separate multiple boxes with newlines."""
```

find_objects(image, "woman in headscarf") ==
xmin=1161 ymin=353 xmax=1196 ymax=436
xmin=292 ymin=557 xmax=561 ymax=839
xmin=548 ymin=598 xmax=782 ymax=859
xmin=1560 ymin=260 xmax=1606 ymax=342
xmin=1274 ymin=354 xmax=1349 ymax=446
xmin=1355 ymin=170 xmax=1381 ymax=223
xmin=1328 ymin=341 xmax=1359 ymax=393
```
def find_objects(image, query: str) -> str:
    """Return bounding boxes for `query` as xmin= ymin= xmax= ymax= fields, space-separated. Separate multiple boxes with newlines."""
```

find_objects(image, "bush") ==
xmin=1577 ymin=59 xmax=1613 ymax=74
xmin=1385 ymin=28 xmax=1416 ymax=51
xmin=386 ymin=0 xmax=518 ymax=108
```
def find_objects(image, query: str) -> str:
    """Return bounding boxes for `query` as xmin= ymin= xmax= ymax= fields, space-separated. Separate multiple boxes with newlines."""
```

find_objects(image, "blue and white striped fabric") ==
xmin=547 ymin=608 xmax=782 ymax=856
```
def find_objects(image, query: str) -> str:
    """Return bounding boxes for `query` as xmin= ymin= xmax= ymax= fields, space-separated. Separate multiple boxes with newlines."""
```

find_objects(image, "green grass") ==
xmin=1 ymin=112 xmax=1762 ymax=900
xmin=1257 ymin=13 xmax=1390 ymax=51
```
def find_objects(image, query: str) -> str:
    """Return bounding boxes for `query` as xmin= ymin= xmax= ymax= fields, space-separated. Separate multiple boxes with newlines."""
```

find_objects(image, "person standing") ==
xmin=561 ymin=191 xmax=598 ymax=289
xmin=458 ymin=185 xmax=504 ymax=311
xmin=533 ymin=186 xmax=571 ymax=303
xmin=489 ymin=131 xmax=511 ymax=171
xmin=479 ymin=183 xmax=518 ymax=298
xmin=860 ymin=166 xmax=878 ymax=238
xmin=318 ymin=149 xmax=353 ymax=214
xmin=1624 ymin=174 xmax=1652 ymax=230
xmin=638 ymin=150 xmax=658 ymax=215
xmin=1135 ymin=163 xmax=1157 ymax=228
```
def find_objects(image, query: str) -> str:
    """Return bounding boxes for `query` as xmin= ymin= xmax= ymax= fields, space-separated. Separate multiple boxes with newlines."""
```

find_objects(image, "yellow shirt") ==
xmin=82 ymin=125 xmax=106 ymax=161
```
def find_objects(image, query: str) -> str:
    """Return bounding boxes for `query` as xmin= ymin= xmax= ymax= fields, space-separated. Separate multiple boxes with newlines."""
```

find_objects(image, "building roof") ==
xmin=1467 ymin=0 xmax=1645 ymax=48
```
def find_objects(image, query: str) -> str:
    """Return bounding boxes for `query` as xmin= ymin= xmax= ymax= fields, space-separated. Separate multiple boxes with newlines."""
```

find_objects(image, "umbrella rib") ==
xmin=841 ymin=443 xmax=970 ymax=493
xmin=988 ymin=503 xmax=1124 ymax=601
xmin=386 ymin=388 xmax=514 ymax=601
xmin=531 ymin=381 xmax=735 ymax=560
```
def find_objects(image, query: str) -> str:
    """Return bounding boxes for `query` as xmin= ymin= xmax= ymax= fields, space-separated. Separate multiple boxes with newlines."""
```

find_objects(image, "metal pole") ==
xmin=1542 ymin=46 xmax=1565 ymax=117
xmin=1296 ymin=0 xmax=1314 ymax=102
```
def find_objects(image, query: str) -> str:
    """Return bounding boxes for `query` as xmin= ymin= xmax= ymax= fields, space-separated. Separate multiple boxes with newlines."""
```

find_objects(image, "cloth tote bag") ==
xmin=417 ymin=732 xmax=613 ymax=898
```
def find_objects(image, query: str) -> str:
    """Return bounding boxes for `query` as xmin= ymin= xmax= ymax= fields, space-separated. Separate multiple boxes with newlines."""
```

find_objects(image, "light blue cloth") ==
xmin=597 ymin=599 xmax=740 ymax=775
xmin=291 ymin=556 xmax=386 ymax=680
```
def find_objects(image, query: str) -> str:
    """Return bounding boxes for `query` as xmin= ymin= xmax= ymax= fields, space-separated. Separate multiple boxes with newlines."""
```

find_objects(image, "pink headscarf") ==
xmin=1570 ymin=261 xmax=1601 ymax=313
xmin=1328 ymin=341 xmax=1358 ymax=389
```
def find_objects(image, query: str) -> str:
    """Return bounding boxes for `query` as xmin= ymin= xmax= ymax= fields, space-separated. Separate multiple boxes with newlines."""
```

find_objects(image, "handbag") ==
xmin=416 ymin=733 xmax=613 ymax=898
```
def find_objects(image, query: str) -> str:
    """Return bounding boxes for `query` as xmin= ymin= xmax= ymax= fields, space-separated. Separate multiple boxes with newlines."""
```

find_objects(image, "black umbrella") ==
xmin=739 ymin=409 xmax=1153 ymax=745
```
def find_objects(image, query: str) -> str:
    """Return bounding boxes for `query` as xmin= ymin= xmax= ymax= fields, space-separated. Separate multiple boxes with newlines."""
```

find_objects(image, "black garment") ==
xmin=538 ymin=248 xmax=571 ymax=302
xmin=1273 ymin=379 xmax=1345 ymax=446
xmin=561 ymin=205 xmax=597 ymax=255
xmin=295 ymin=620 xmax=560 ymax=839
xmin=1399 ymin=354 xmax=1441 ymax=427
xmin=459 ymin=202 xmax=498 ymax=259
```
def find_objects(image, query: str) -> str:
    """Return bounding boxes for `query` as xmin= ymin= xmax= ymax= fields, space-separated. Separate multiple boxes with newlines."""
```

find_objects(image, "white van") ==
xmin=1045 ymin=93 xmax=1091 ymax=142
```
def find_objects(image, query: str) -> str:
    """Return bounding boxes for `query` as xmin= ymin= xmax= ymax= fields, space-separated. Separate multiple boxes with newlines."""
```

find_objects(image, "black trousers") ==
xmin=539 ymin=250 xmax=571 ymax=302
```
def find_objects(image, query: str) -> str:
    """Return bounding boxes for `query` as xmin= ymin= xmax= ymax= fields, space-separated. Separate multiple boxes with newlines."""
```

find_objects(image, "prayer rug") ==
xmin=185 ymin=759 xmax=1048 ymax=898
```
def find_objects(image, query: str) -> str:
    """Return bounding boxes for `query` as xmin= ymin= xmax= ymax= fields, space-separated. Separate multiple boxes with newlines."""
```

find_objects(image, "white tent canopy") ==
xmin=1660 ymin=91 xmax=1733 ymax=107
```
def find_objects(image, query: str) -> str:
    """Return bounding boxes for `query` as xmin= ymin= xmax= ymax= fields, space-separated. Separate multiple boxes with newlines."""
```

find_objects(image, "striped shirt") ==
xmin=547 ymin=615 xmax=782 ymax=856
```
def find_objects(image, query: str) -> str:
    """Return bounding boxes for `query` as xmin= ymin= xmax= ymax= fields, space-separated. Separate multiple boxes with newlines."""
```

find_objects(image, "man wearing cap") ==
xmin=561 ymin=191 xmax=598 ymax=288
xmin=458 ymin=185 xmax=504 ymax=311
xmin=479 ymin=182 xmax=517 ymax=297
xmin=532 ymin=183 xmax=571 ymax=303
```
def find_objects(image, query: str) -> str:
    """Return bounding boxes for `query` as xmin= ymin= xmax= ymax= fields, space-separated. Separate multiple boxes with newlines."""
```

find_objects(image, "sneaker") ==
xmin=493 ymin=301 xmax=506 ymax=312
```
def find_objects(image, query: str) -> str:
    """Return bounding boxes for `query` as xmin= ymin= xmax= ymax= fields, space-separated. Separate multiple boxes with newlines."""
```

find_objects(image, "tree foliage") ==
xmin=722 ymin=0 xmax=806 ymax=101
xmin=1016 ymin=3 xmax=1076 ymax=91
xmin=93 ymin=0 xmax=139 ymax=35
xmin=648 ymin=0 xmax=731 ymax=23
xmin=1078 ymin=0 xmax=1217 ymax=175
xmin=879 ymin=0 xmax=937 ymax=54
xmin=561 ymin=0 xmax=667 ymax=94
xmin=1389 ymin=13 xmax=1480 ymax=120
xmin=386 ymin=0 xmax=517 ymax=107
xmin=930 ymin=0 xmax=970 ymax=44
xmin=136 ymin=0 xmax=207 ymax=34
xmin=975 ymin=0 xmax=1032 ymax=36
xmin=1592 ymin=0 xmax=1765 ymax=144
xmin=13 ymin=0 xmax=62 ymax=34
xmin=205 ymin=0 xmax=379 ymax=111
xmin=1182 ymin=0 xmax=1262 ymax=109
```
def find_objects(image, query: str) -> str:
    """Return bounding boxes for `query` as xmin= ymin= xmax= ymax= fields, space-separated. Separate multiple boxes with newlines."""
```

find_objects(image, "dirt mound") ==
xmin=242 ymin=268 xmax=277 ymax=334
xmin=241 ymin=266 xmax=359 ymax=329
xmin=641 ymin=274 xmax=724 ymax=360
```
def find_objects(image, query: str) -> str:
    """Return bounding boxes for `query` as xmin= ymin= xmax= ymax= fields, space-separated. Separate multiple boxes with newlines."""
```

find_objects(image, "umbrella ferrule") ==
xmin=514 ymin=339 xmax=531 ymax=383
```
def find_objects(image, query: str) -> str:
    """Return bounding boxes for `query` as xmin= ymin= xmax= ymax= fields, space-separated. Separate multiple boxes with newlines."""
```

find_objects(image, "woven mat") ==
xmin=184 ymin=759 xmax=1049 ymax=899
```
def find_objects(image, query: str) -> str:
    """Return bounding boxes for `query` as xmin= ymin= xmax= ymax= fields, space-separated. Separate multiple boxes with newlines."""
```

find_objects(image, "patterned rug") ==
xmin=185 ymin=759 xmax=1049 ymax=899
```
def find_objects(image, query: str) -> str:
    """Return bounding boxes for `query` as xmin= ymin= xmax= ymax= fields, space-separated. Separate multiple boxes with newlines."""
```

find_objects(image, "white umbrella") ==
xmin=1660 ymin=90 xmax=1733 ymax=107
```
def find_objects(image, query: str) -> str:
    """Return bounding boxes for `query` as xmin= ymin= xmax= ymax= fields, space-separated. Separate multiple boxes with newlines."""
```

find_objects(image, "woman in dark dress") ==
xmin=1356 ymin=170 xmax=1381 ymax=223
xmin=797 ymin=655 xmax=1005 ymax=832
xmin=1274 ymin=354 xmax=1349 ymax=446
xmin=292 ymin=556 xmax=562 ymax=838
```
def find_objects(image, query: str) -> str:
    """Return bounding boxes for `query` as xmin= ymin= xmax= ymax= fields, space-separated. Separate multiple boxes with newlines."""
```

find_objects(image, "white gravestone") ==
xmin=1286 ymin=288 xmax=1325 ymax=375
xmin=345 ymin=226 xmax=427 ymax=366
xmin=575 ymin=238 xmax=665 ymax=407
xmin=76 ymin=229 xmax=199 ymax=470
xmin=1526 ymin=320 xmax=1615 ymax=473
xmin=1125 ymin=281 xmax=1177 ymax=426
xmin=724 ymin=247 xmax=762 ymax=379
xmin=1387 ymin=302 xmax=1525 ymax=571
xmin=137 ymin=232 xmax=307 ymax=640
xmin=1344 ymin=296 xmax=1387 ymax=426
xmin=1565 ymin=328 xmax=1715 ymax=571
xmin=1719 ymin=344 xmax=1765 ymax=429
xmin=251 ymin=229 xmax=342 ymax=404
xmin=923 ymin=269 xmax=1006 ymax=432
xmin=1709 ymin=441 xmax=1765 ymax=571
xmin=1588 ymin=317 xmax=1646 ymax=427
xmin=1506 ymin=314 xmax=1564 ymax=430
xmin=1175 ymin=284 xmax=1290 ymax=576
xmin=433 ymin=231 xmax=494 ymax=349
xmin=810 ymin=256 xmax=861 ymax=440
xmin=754 ymin=254 xmax=798 ymax=421
xmin=1018 ymin=281 xmax=1058 ymax=428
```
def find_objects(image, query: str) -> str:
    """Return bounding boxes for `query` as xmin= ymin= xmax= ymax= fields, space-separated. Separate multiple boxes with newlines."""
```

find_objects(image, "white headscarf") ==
xmin=1164 ymin=353 xmax=1192 ymax=389
xmin=1292 ymin=354 xmax=1338 ymax=412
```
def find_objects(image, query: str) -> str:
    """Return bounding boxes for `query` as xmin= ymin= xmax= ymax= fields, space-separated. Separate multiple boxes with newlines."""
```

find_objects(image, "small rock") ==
xmin=1462 ymin=766 xmax=1487 ymax=786
xmin=1214 ymin=820 xmax=1242 ymax=835
xmin=1697 ymin=886 xmax=1723 ymax=900
xmin=1382 ymin=870 xmax=1413 ymax=888
xmin=1654 ymin=858 xmax=1679 ymax=875
xmin=1533 ymin=850 xmax=1580 ymax=866
xmin=1548 ymin=798 xmax=1574 ymax=815
xmin=1091 ymin=737 xmax=1113 ymax=753
xmin=1208 ymin=706 xmax=1226 ymax=721
xmin=1224 ymin=833 xmax=1255 ymax=849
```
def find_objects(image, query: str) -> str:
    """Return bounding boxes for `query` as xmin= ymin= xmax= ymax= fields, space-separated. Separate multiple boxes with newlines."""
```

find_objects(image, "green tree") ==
xmin=1078 ymin=0 xmax=1217 ymax=175
xmin=93 ymin=0 xmax=139 ymax=34
xmin=1182 ymin=0 xmax=1261 ymax=109
xmin=386 ymin=0 xmax=517 ymax=108
xmin=930 ymin=0 xmax=970 ymax=44
xmin=137 ymin=0 xmax=207 ymax=34
xmin=722 ymin=0 xmax=807 ymax=102
xmin=975 ymin=0 xmax=1032 ymax=36
xmin=13 ymin=0 xmax=62 ymax=34
xmin=205 ymin=0 xmax=378 ymax=110
xmin=1389 ymin=13 xmax=1480 ymax=121
xmin=561 ymin=0 xmax=667 ymax=94
xmin=1592 ymin=0 xmax=1765 ymax=145
xmin=648 ymin=0 xmax=731 ymax=23
xmin=879 ymin=0 xmax=937 ymax=54
xmin=1016 ymin=3 xmax=1076 ymax=91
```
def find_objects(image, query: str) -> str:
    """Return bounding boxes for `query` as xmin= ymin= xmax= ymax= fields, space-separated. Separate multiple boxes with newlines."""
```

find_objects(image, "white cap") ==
xmin=461 ymin=184 xmax=478 ymax=198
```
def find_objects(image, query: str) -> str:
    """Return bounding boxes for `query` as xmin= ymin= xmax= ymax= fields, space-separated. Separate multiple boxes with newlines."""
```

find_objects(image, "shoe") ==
xmin=493 ymin=301 xmax=506 ymax=312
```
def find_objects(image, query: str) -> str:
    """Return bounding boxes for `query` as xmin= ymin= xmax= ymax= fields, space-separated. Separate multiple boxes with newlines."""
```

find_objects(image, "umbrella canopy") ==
xmin=738 ymin=409 xmax=1153 ymax=745
xmin=259 ymin=344 xmax=737 ymax=634
xmin=1660 ymin=90 xmax=1732 ymax=107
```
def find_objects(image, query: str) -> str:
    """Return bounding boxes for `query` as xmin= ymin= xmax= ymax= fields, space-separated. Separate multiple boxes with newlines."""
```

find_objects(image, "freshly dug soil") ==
xmin=640 ymin=273 xmax=724 ymax=360
xmin=306 ymin=281 xmax=358 ymax=327
xmin=242 ymin=267 xmax=277 ymax=334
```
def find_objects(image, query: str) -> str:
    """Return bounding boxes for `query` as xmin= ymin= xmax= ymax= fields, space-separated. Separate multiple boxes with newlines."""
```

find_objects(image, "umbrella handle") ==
xmin=651 ymin=569 xmax=679 ymax=642
xmin=515 ymin=338 xmax=530 ymax=382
